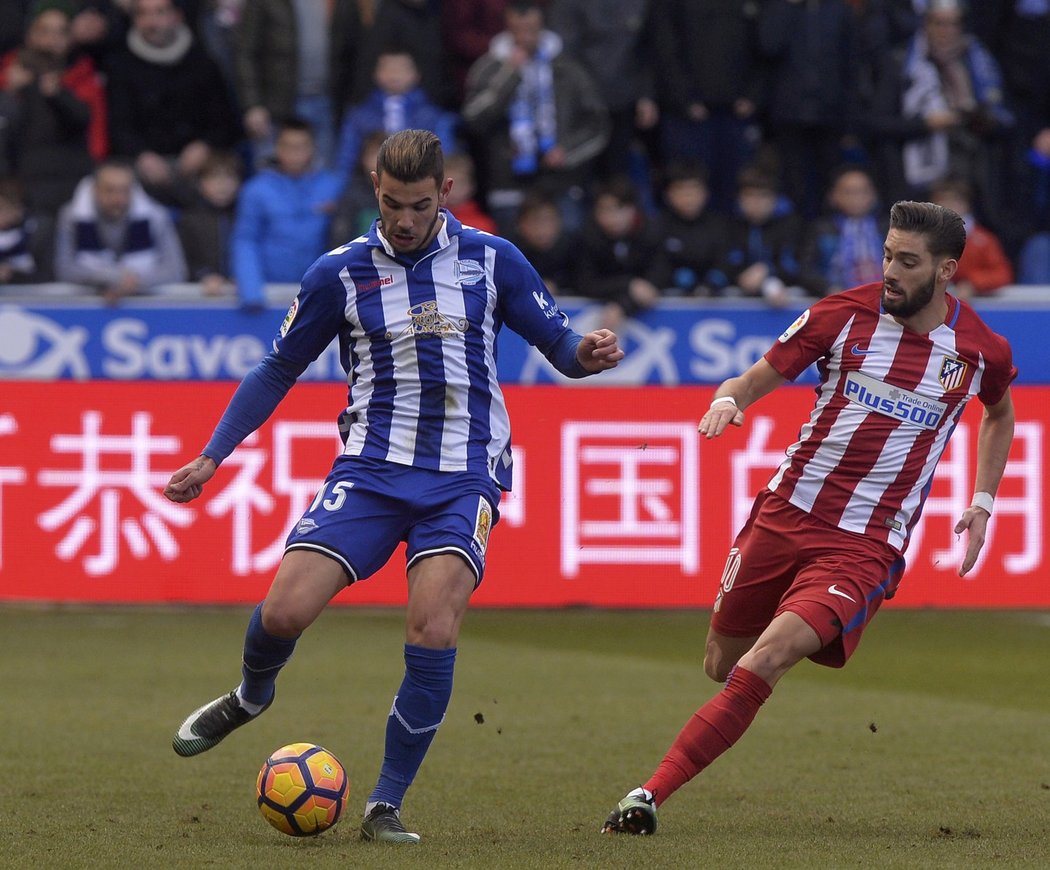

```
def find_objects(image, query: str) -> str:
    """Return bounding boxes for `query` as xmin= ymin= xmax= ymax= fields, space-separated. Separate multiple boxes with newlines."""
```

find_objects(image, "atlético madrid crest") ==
xmin=938 ymin=355 xmax=967 ymax=391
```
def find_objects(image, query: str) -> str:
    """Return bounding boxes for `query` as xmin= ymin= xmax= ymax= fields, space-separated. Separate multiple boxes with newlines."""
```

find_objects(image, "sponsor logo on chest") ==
xmin=842 ymin=370 xmax=948 ymax=430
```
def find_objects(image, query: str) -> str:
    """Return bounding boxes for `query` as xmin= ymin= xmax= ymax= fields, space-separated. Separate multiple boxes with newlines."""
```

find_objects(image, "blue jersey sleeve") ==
xmin=203 ymin=257 xmax=347 ymax=462
xmin=493 ymin=242 xmax=589 ymax=378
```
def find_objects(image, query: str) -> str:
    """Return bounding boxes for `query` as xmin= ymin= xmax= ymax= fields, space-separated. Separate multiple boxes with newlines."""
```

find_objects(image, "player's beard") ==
xmin=882 ymin=272 xmax=936 ymax=318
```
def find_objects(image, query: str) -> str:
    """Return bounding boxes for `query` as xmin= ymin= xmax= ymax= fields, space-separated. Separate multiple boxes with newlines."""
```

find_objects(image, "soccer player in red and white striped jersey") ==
xmin=603 ymin=200 xmax=1016 ymax=836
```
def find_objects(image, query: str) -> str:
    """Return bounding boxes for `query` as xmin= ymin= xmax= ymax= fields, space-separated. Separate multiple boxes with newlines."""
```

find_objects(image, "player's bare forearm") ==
xmin=953 ymin=390 xmax=1015 ymax=576
xmin=163 ymin=455 xmax=217 ymax=504
xmin=700 ymin=358 xmax=785 ymax=439
xmin=973 ymin=391 xmax=1015 ymax=498
xmin=576 ymin=329 xmax=624 ymax=373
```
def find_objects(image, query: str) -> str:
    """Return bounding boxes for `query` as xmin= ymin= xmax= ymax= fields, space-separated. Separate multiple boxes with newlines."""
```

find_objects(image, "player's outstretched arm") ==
xmin=575 ymin=328 xmax=624 ymax=373
xmin=700 ymin=357 xmax=785 ymax=439
xmin=164 ymin=455 xmax=218 ymax=504
xmin=954 ymin=389 xmax=1015 ymax=576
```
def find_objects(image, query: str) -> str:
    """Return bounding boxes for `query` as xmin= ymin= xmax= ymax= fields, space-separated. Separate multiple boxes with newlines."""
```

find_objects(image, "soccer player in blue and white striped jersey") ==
xmin=165 ymin=129 xmax=623 ymax=843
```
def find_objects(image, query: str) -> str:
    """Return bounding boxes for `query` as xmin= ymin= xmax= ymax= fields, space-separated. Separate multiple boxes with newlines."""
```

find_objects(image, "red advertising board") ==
xmin=0 ymin=382 xmax=1045 ymax=607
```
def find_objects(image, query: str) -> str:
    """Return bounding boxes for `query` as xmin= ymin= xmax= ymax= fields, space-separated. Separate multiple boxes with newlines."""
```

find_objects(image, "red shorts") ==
xmin=710 ymin=490 xmax=903 ymax=668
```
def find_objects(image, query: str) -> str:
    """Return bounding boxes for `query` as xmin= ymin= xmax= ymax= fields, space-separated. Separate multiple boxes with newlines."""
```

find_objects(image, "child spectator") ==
xmin=445 ymin=151 xmax=497 ymax=234
xmin=0 ymin=176 xmax=36 ymax=282
xmin=333 ymin=46 xmax=458 ymax=180
xmin=799 ymin=164 xmax=887 ymax=297
xmin=329 ymin=130 xmax=384 ymax=247
xmin=54 ymin=158 xmax=188 ymax=302
xmin=575 ymin=174 xmax=668 ymax=330
xmin=177 ymin=150 xmax=242 ymax=298
xmin=511 ymin=186 xmax=577 ymax=294
xmin=928 ymin=175 xmax=1014 ymax=298
xmin=713 ymin=165 xmax=804 ymax=306
xmin=232 ymin=118 xmax=342 ymax=310
xmin=654 ymin=161 xmax=728 ymax=297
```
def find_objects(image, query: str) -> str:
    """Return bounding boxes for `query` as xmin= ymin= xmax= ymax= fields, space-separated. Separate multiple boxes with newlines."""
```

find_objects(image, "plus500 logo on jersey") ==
xmin=843 ymin=371 xmax=948 ymax=430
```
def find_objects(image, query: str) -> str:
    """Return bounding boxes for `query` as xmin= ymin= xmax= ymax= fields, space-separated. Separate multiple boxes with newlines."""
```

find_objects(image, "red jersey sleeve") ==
xmin=763 ymin=289 xmax=867 ymax=381
xmin=976 ymin=330 xmax=1017 ymax=406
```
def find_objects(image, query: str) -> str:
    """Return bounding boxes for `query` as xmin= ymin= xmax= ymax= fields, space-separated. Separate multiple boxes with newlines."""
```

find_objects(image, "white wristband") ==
xmin=970 ymin=491 xmax=994 ymax=515
xmin=710 ymin=396 xmax=738 ymax=408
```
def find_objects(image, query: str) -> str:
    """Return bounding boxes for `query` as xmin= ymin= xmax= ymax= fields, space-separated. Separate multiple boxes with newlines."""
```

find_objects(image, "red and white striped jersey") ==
xmin=763 ymin=282 xmax=1016 ymax=553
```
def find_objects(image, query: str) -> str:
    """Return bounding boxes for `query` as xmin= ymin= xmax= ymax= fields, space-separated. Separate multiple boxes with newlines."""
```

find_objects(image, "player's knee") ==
xmin=737 ymin=642 xmax=799 ymax=685
xmin=260 ymin=601 xmax=308 ymax=638
xmin=406 ymin=613 xmax=457 ymax=649
xmin=703 ymin=653 xmax=733 ymax=683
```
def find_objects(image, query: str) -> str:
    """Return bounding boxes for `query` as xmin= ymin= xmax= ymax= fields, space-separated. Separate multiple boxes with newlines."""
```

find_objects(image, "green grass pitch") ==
xmin=2 ymin=606 xmax=1047 ymax=869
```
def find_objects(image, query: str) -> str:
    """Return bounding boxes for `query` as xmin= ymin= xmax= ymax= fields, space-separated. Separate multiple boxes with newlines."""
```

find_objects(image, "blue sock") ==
xmin=368 ymin=644 xmax=456 ymax=809
xmin=238 ymin=603 xmax=298 ymax=705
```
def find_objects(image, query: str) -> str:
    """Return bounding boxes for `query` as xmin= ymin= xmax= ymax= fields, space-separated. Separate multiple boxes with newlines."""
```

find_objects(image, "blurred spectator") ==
xmin=653 ymin=160 xmax=728 ymax=297
xmin=462 ymin=0 xmax=609 ymax=234
xmin=650 ymin=0 xmax=761 ymax=215
xmin=1017 ymin=230 xmax=1050 ymax=285
xmin=333 ymin=46 xmax=457 ymax=180
xmin=929 ymin=174 xmax=1013 ymax=298
xmin=105 ymin=0 xmax=241 ymax=201
xmin=231 ymin=118 xmax=341 ymax=310
xmin=70 ymin=1 xmax=132 ymax=71
xmin=444 ymin=151 xmax=497 ymax=233
xmin=0 ymin=175 xmax=37 ymax=282
xmin=510 ymin=185 xmax=576 ymax=294
xmin=713 ymin=164 xmax=804 ymax=306
xmin=361 ymin=0 xmax=450 ymax=109
xmin=548 ymin=0 xmax=658 ymax=184
xmin=176 ymin=148 xmax=241 ymax=297
xmin=799 ymin=164 xmax=887 ymax=297
xmin=193 ymin=0 xmax=243 ymax=103
xmin=328 ymin=128 xmax=383 ymax=247
xmin=865 ymin=0 xmax=1013 ymax=231
xmin=233 ymin=0 xmax=363 ymax=170
xmin=574 ymin=174 xmax=667 ymax=331
xmin=974 ymin=0 xmax=1050 ymax=253
xmin=0 ymin=0 xmax=108 ymax=215
xmin=757 ymin=0 xmax=859 ymax=220
xmin=54 ymin=158 xmax=188 ymax=301
xmin=442 ymin=0 xmax=508 ymax=106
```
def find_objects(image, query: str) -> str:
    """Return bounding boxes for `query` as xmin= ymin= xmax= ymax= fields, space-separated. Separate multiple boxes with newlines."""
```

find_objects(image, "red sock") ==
xmin=644 ymin=666 xmax=772 ymax=806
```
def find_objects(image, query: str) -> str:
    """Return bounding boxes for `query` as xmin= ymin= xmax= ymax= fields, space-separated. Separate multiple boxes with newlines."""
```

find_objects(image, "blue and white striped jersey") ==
xmin=268 ymin=210 xmax=588 ymax=490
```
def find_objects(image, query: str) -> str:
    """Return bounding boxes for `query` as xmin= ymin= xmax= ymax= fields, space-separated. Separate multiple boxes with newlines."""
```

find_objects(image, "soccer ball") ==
xmin=256 ymin=742 xmax=350 ymax=836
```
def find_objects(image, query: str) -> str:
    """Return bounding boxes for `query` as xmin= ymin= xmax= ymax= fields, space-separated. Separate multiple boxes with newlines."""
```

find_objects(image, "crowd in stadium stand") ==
xmin=1 ymin=0 xmax=1048 ymax=309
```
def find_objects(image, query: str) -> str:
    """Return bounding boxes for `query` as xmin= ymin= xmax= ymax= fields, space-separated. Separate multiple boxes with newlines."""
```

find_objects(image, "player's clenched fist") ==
xmin=164 ymin=455 xmax=217 ymax=503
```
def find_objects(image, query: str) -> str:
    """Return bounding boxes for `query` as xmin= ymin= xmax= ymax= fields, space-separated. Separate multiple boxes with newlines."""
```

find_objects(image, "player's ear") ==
xmin=439 ymin=176 xmax=453 ymax=206
xmin=371 ymin=170 xmax=380 ymax=198
xmin=939 ymin=257 xmax=959 ymax=284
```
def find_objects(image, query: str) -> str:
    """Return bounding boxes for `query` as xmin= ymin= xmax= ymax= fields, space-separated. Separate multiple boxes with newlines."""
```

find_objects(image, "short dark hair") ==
xmin=277 ymin=116 xmax=314 ymax=138
xmin=889 ymin=200 xmax=967 ymax=260
xmin=737 ymin=164 xmax=778 ymax=194
xmin=662 ymin=160 xmax=710 ymax=189
xmin=592 ymin=174 xmax=640 ymax=208
xmin=375 ymin=129 xmax=444 ymax=187
xmin=517 ymin=186 xmax=559 ymax=220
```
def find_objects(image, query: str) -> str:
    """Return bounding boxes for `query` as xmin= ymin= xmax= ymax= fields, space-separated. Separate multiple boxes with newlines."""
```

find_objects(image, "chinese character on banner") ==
xmin=37 ymin=411 xmax=191 ymax=575
xmin=207 ymin=421 xmax=342 ymax=575
xmin=561 ymin=422 xmax=698 ymax=577
xmin=0 ymin=414 xmax=27 ymax=571
xmin=910 ymin=421 xmax=1043 ymax=576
